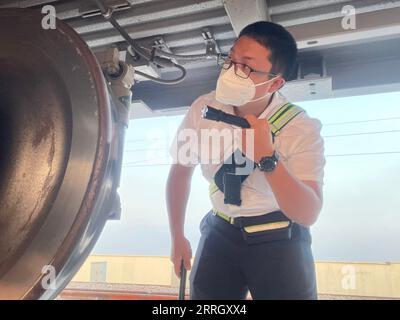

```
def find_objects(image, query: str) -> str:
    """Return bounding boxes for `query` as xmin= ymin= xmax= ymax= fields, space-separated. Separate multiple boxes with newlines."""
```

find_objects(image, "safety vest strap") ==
xmin=209 ymin=102 xmax=304 ymax=198
xmin=209 ymin=180 xmax=219 ymax=196
xmin=268 ymin=103 xmax=304 ymax=137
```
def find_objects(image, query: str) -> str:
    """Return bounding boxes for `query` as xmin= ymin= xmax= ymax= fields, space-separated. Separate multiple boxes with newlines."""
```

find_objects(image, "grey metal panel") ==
xmin=49 ymin=0 xmax=83 ymax=20
xmin=271 ymin=0 xmax=400 ymax=27
xmin=325 ymin=37 xmax=400 ymax=91
xmin=68 ymin=0 xmax=224 ymax=35
xmin=0 ymin=0 xmax=59 ymax=8
xmin=162 ymin=24 xmax=235 ymax=48
xmin=82 ymin=8 xmax=231 ymax=48
xmin=223 ymin=0 xmax=270 ymax=35
xmin=170 ymin=39 xmax=232 ymax=56
xmin=133 ymin=65 xmax=221 ymax=109
xmin=286 ymin=6 xmax=400 ymax=50
xmin=268 ymin=0 xmax=350 ymax=16
xmin=49 ymin=0 xmax=176 ymax=20
xmin=5 ymin=0 xmax=400 ymax=114
xmin=91 ymin=24 xmax=235 ymax=55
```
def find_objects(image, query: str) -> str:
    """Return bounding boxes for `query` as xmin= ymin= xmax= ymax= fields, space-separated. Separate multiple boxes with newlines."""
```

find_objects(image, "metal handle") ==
xmin=178 ymin=260 xmax=187 ymax=300
xmin=202 ymin=105 xmax=251 ymax=128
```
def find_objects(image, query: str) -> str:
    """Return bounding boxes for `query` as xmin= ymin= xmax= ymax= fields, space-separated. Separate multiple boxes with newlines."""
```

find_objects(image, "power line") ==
xmin=121 ymin=151 xmax=400 ymax=168
xmin=125 ymin=138 xmax=166 ymax=144
xmin=324 ymin=129 xmax=400 ymax=138
xmin=123 ymin=163 xmax=172 ymax=168
xmin=123 ymin=158 xmax=171 ymax=166
xmin=123 ymin=129 xmax=400 ymax=153
xmin=125 ymin=148 xmax=166 ymax=153
xmin=123 ymin=123 xmax=400 ymax=148
xmin=123 ymin=116 xmax=400 ymax=145
xmin=326 ymin=151 xmax=400 ymax=157
xmin=324 ymin=116 xmax=400 ymax=126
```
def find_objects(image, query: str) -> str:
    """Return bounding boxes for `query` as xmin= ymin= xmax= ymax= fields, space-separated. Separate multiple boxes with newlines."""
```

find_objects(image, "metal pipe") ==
xmin=154 ymin=48 xmax=220 ymax=61
xmin=92 ymin=0 xmax=187 ymax=85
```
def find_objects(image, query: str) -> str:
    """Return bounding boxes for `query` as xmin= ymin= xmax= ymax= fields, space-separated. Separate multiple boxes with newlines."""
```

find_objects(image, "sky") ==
xmin=92 ymin=90 xmax=400 ymax=263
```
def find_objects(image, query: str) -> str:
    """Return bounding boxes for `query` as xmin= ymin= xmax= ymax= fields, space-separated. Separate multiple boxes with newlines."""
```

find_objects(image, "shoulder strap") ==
xmin=210 ymin=103 xmax=304 ymax=205
xmin=268 ymin=103 xmax=304 ymax=137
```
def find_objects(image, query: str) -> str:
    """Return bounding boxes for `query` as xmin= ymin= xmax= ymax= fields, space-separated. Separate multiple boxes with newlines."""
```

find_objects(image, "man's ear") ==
xmin=270 ymin=77 xmax=286 ymax=92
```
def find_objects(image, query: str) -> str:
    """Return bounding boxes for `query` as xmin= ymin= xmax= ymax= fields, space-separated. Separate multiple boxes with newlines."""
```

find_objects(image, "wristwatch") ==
xmin=257 ymin=151 xmax=279 ymax=173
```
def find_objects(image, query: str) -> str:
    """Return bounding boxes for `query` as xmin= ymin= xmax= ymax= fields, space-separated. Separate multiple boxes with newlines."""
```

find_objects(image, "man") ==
xmin=166 ymin=21 xmax=325 ymax=300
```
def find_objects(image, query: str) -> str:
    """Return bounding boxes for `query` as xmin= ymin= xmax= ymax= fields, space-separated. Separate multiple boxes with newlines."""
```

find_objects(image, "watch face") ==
xmin=259 ymin=153 xmax=278 ymax=172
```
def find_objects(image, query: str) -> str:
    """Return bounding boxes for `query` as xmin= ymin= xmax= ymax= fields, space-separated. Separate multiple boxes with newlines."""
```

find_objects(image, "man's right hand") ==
xmin=170 ymin=236 xmax=192 ymax=278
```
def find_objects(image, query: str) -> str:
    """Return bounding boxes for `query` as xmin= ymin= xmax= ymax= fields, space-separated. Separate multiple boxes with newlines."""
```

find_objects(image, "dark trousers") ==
xmin=189 ymin=210 xmax=318 ymax=300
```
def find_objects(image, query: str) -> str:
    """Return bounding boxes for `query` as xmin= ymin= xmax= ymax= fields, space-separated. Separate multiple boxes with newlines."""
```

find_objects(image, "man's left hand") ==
xmin=242 ymin=114 xmax=274 ymax=163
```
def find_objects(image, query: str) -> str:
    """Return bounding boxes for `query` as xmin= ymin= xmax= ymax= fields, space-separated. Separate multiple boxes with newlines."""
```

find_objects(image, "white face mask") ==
xmin=215 ymin=67 xmax=277 ymax=107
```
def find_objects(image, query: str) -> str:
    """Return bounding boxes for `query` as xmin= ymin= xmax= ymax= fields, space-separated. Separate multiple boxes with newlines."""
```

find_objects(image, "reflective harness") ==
xmin=209 ymin=102 xmax=304 ymax=206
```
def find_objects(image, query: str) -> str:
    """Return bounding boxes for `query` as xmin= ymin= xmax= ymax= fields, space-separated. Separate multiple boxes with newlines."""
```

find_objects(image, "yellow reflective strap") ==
xmin=243 ymin=221 xmax=291 ymax=233
xmin=270 ymin=123 xmax=280 ymax=135
xmin=270 ymin=103 xmax=300 ymax=125
xmin=268 ymin=103 xmax=291 ymax=123
xmin=272 ymin=107 xmax=303 ymax=132
xmin=209 ymin=180 xmax=219 ymax=196
xmin=213 ymin=209 xmax=234 ymax=224
xmin=268 ymin=103 xmax=303 ymax=136
xmin=209 ymin=103 xmax=303 ymax=215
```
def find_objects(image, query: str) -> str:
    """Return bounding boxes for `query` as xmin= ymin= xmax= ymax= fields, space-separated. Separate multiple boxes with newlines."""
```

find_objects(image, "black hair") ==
xmin=238 ymin=21 xmax=298 ymax=80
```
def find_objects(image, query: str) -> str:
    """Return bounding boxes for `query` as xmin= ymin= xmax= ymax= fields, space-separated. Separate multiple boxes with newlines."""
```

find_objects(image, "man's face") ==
xmin=229 ymin=36 xmax=283 ymax=99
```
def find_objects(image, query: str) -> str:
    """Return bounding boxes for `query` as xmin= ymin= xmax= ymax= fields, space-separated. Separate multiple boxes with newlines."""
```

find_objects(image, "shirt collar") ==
xmin=257 ymin=91 xmax=289 ymax=120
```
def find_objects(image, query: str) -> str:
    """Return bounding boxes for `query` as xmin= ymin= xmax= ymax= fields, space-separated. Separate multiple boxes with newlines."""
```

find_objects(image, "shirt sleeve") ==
xmin=285 ymin=116 xmax=326 ymax=185
xmin=169 ymin=96 xmax=204 ymax=167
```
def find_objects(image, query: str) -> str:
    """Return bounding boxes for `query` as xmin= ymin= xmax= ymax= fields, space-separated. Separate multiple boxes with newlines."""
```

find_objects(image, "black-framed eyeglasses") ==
xmin=217 ymin=56 xmax=279 ymax=80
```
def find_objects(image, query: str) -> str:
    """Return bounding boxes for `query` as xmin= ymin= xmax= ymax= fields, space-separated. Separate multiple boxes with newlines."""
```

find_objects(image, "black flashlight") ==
xmin=202 ymin=105 xmax=251 ymax=128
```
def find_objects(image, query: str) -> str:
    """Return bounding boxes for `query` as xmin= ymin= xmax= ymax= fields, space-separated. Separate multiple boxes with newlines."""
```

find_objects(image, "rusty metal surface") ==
xmin=0 ymin=53 xmax=71 ymax=280
xmin=0 ymin=8 xmax=119 ymax=299
xmin=58 ymin=282 xmax=398 ymax=300
xmin=59 ymin=289 xmax=182 ymax=300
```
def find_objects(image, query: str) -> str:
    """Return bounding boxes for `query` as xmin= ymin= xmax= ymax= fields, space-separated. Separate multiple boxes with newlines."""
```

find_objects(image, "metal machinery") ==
xmin=1 ymin=0 xmax=400 ymax=299
xmin=0 ymin=7 xmax=135 ymax=299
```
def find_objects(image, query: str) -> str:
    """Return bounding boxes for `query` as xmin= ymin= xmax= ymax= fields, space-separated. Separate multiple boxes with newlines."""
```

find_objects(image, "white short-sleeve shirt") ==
xmin=170 ymin=91 xmax=325 ymax=218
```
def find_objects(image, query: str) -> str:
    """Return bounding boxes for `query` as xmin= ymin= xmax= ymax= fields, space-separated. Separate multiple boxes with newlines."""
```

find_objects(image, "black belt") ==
xmin=212 ymin=210 xmax=289 ymax=228
xmin=212 ymin=210 xmax=311 ymax=242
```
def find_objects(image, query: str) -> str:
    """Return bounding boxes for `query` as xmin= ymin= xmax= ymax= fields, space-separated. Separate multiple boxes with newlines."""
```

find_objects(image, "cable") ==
xmin=154 ymin=48 xmax=220 ymax=61
xmin=123 ymin=129 xmax=400 ymax=153
xmin=326 ymin=151 xmax=400 ymax=157
xmin=324 ymin=129 xmax=400 ymax=138
xmin=125 ymin=137 xmax=172 ymax=144
xmin=93 ymin=0 xmax=149 ymax=62
xmin=124 ymin=148 xmax=156 ymax=153
xmin=125 ymin=116 xmax=400 ymax=129
xmin=124 ymin=117 xmax=400 ymax=145
xmin=324 ymin=116 xmax=400 ymax=126
xmin=123 ymin=163 xmax=172 ymax=168
xmin=121 ymin=151 xmax=400 ymax=168
xmin=124 ymin=163 xmax=171 ymax=168
xmin=94 ymin=0 xmax=219 ymax=85
xmin=92 ymin=0 xmax=187 ymax=85
xmin=123 ymin=156 xmax=170 ymax=165
xmin=134 ymin=65 xmax=186 ymax=85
